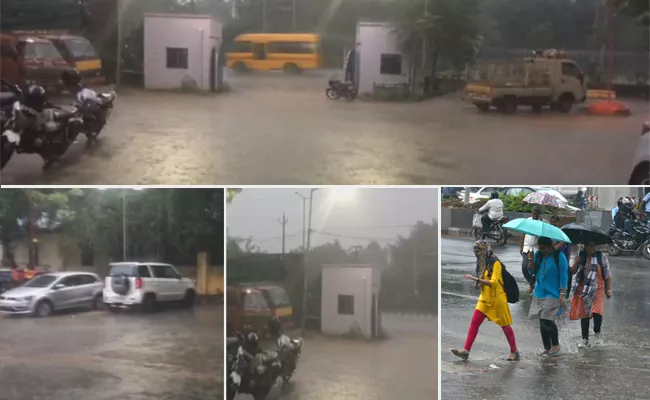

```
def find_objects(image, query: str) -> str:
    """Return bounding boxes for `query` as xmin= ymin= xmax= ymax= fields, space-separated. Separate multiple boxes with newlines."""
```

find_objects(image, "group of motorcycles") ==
xmin=608 ymin=213 xmax=650 ymax=260
xmin=1 ymin=71 xmax=116 ymax=170
xmin=227 ymin=317 xmax=303 ymax=400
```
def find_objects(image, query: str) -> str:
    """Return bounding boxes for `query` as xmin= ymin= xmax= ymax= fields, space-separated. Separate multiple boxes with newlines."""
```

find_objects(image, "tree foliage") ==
xmin=0 ymin=188 xmax=224 ymax=266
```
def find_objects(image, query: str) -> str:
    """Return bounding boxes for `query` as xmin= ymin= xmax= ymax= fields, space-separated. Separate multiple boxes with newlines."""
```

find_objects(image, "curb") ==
xmin=441 ymin=227 xmax=474 ymax=237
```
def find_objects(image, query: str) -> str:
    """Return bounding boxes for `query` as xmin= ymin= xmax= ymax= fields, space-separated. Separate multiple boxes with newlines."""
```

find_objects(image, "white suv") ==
xmin=103 ymin=262 xmax=196 ymax=312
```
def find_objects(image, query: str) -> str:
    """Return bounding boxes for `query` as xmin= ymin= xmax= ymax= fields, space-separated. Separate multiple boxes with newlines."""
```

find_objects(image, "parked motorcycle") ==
xmin=326 ymin=79 xmax=357 ymax=101
xmin=73 ymin=87 xmax=116 ymax=140
xmin=227 ymin=331 xmax=281 ymax=400
xmin=607 ymin=216 xmax=650 ymax=259
xmin=473 ymin=211 xmax=509 ymax=246
xmin=1 ymin=80 xmax=83 ymax=170
xmin=268 ymin=317 xmax=302 ymax=383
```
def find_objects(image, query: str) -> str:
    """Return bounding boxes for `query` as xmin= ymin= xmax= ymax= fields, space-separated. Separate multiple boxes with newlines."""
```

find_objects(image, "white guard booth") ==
xmin=321 ymin=264 xmax=381 ymax=339
xmin=355 ymin=21 xmax=411 ymax=96
xmin=144 ymin=13 xmax=223 ymax=91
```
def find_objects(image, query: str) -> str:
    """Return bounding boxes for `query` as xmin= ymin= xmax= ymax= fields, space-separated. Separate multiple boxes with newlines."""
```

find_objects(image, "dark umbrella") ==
xmin=560 ymin=222 xmax=612 ymax=245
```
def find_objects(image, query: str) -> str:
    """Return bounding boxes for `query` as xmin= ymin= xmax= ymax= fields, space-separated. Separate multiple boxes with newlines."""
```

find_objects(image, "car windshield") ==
xmin=266 ymin=287 xmax=291 ymax=307
xmin=108 ymin=265 xmax=136 ymax=276
xmin=22 ymin=275 xmax=57 ymax=288
xmin=63 ymin=37 xmax=98 ymax=58
xmin=24 ymin=42 xmax=64 ymax=61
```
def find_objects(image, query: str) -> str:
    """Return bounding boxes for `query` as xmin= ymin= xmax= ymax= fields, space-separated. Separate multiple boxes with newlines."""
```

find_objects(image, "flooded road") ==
xmin=233 ymin=312 xmax=437 ymax=400
xmin=0 ymin=305 xmax=223 ymax=400
xmin=441 ymin=238 xmax=650 ymax=400
xmin=1 ymin=70 xmax=646 ymax=185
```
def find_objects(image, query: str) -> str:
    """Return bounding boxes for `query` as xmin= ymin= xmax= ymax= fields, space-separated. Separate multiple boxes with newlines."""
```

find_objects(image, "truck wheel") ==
xmin=502 ymin=97 xmax=517 ymax=114
xmin=556 ymin=94 xmax=574 ymax=113
xmin=476 ymin=103 xmax=489 ymax=112
xmin=493 ymin=98 xmax=505 ymax=113
xmin=531 ymin=104 xmax=543 ymax=113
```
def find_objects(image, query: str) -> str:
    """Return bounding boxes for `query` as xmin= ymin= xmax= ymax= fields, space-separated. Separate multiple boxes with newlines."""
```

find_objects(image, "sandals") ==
xmin=548 ymin=346 xmax=561 ymax=356
xmin=507 ymin=351 xmax=520 ymax=361
xmin=536 ymin=349 xmax=550 ymax=356
xmin=451 ymin=348 xmax=469 ymax=360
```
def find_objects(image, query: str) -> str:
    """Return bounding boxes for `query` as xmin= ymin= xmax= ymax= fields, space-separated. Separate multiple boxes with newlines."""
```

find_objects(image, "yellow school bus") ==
xmin=227 ymin=33 xmax=321 ymax=73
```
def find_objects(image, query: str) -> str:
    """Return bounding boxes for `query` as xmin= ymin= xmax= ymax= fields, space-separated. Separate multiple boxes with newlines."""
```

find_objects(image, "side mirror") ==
xmin=53 ymin=283 xmax=65 ymax=290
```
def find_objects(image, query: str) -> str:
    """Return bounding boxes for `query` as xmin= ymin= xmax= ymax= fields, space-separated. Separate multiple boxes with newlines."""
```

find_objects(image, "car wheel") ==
xmin=556 ymin=94 xmax=574 ymax=113
xmin=476 ymin=103 xmax=489 ymax=112
xmin=141 ymin=294 xmax=157 ymax=313
xmin=181 ymin=290 xmax=196 ymax=308
xmin=502 ymin=97 xmax=518 ymax=114
xmin=629 ymin=162 xmax=650 ymax=185
xmin=92 ymin=294 xmax=104 ymax=310
xmin=283 ymin=63 xmax=300 ymax=74
xmin=232 ymin=62 xmax=247 ymax=73
xmin=34 ymin=300 xmax=53 ymax=318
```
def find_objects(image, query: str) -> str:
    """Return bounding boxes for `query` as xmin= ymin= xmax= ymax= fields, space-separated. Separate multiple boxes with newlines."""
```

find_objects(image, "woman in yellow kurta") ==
xmin=451 ymin=240 xmax=520 ymax=361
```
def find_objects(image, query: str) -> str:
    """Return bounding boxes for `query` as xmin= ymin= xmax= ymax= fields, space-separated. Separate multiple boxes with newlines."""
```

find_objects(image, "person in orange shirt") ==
xmin=23 ymin=267 xmax=37 ymax=281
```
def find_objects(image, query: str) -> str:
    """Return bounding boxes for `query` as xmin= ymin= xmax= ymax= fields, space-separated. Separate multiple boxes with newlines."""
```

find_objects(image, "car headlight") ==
xmin=21 ymin=296 xmax=33 ymax=302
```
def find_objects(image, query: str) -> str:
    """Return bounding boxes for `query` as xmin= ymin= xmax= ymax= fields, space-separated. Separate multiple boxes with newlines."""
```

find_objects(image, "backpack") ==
xmin=498 ymin=261 xmax=520 ymax=304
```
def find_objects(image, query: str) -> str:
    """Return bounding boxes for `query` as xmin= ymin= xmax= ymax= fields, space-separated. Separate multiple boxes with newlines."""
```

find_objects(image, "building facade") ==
xmin=144 ymin=13 xmax=223 ymax=91
xmin=321 ymin=264 xmax=381 ymax=338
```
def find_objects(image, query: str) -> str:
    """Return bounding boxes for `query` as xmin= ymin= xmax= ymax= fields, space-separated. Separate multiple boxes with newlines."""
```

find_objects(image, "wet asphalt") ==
xmin=441 ymin=237 xmax=650 ymax=400
xmin=1 ymin=70 xmax=647 ymax=185
xmin=233 ymin=312 xmax=437 ymax=400
xmin=0 ymin=304 xmax=223 ymax=400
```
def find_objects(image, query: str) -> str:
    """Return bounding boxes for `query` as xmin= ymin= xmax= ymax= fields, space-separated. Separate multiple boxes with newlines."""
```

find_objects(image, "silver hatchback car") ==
xmin=0 ymin=271 xmax=104 ymax=317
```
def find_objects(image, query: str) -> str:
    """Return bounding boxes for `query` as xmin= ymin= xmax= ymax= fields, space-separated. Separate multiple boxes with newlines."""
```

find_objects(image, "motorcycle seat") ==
xmin=53 ymin=109 xmax=77 ymax=120
xmin=328 ymin=79 xmax=341 ymax=86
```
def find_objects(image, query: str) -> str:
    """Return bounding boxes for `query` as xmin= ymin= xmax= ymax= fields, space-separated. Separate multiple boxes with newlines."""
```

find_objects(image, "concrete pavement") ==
xmin=0 ymin=304 xmax=223 ymax=400
xmin=234 ymin=312 xmax=437 ymax=400
xmin=441 ymin=237 xmax=650 ymax=400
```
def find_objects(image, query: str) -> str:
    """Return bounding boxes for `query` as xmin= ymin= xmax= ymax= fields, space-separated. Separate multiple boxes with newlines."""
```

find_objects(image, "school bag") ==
xmin=497 ymin=261 xmax=520 ymax=304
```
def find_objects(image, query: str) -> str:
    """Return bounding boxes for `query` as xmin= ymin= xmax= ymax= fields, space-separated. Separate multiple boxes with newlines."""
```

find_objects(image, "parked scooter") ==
xmin=62 ymin=69 xmax=116 ymax=140
xmin=268 ymin=317 xmax=302 ymax=383
xmin=326 ymin=79 xmax=357 ymax=101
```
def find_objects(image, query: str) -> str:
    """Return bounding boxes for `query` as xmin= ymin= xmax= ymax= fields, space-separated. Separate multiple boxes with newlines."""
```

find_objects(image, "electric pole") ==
xmin=116 ymin=0 xmax=123 ymax=87
xmin=295 ymin=192 xmax=307 ymax=251
xmin=122 ymin=191 xmax=127 ymax=261
xmin=302 ymin=188 xmax=318 ymax=336
xmin=413 ymin=244 xmax=419 ymax=296
xmin=279 ymin=213 xmax=289 ymax=256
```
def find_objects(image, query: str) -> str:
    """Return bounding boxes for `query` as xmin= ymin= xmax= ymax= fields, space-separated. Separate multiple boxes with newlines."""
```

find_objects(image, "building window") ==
xmin=166 ymin=47 xmax=188 ymax=69
xmin=380 ymin=54 xmax=402 ymax=75
xmin=338 ymin=295 xmax=354 ymax=315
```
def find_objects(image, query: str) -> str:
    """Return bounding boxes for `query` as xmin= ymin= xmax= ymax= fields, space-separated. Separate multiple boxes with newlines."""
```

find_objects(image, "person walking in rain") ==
xmin=451 ymin=240 xmax=520 ymax=361
xmin=528 ymin=236 xmax=568 ymax=356
xmin=520 ymin=206 xmax=547 ymax=293
xmin=550 ymin=215 xmax=572 ymax=296
xmin=570 ymin=240 xmax=612 ymax=347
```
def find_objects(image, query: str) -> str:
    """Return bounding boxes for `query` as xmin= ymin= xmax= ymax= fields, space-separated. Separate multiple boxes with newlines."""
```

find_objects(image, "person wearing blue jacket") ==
xmin=527 ymin=236 xmax=569 ymax=356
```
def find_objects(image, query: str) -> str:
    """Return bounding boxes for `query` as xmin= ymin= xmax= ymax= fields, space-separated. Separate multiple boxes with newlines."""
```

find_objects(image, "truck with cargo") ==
xmin=464 ymin=50 xmax=588 ymax=114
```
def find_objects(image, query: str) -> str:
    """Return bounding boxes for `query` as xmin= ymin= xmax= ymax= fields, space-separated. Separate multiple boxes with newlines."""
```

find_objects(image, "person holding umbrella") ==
xmin=528 ymin=236 xmax=569 ymax=356
xmin=569 ymin=240 xmax=613 ymax=347
xmin=450 ymin=240 xmax=520 ymax=361
xmin=550 ymin=215 xmax=572 ymax=296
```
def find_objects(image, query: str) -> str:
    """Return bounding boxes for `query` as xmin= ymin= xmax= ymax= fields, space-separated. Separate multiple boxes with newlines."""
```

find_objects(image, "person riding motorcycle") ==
xmin=478 ymin=191 xmax=504 ymax=239
xmin=614 ymin=197 xmax=636 ymax=235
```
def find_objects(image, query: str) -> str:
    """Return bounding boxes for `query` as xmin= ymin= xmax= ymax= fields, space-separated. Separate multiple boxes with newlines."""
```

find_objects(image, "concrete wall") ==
xmin=144 ymin=14 xmax=222 ymax=90
xmin=356 ymin=22 xmax=410 ymax=95
xmin=321 ymin=265 xmax=379 ymax=338
xmin=10 ymin=233 xmax=81 ymax=271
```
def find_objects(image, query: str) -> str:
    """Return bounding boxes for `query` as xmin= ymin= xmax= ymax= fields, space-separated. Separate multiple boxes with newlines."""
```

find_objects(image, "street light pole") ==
xmin=116 ymin=0 xmax=123 ymax=87
xmin=122 ymin=191 xmax=127 ymax=261
xmin=295 ymin=192 xmax=307 ymax=251
xmin=302 ymin=188 xmax=318 ymax=336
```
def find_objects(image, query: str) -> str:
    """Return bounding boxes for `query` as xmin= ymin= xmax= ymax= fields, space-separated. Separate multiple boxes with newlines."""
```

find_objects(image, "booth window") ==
xmin=338 ymin=295 xmax=354 ymax=315
xmin=380 ymin=54 xmax=402 ymax=75
xmin=166 ymin=48 xmax=188 ymax=69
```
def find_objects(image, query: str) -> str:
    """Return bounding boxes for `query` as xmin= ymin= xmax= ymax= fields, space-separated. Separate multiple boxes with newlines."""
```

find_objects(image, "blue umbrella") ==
xmin=503 ymin=218 xmax=572 ymax=243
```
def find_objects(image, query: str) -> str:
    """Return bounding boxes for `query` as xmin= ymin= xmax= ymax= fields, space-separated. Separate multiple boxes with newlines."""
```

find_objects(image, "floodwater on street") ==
xmin=1 ymin=70 xmax=647 ymax=185
xmin=0 ymin=304 xmax=223 ymax=400
xmin=441 ymin=237 xmax=650 ymax=400
xmin=233 ymin=312 xmax=437 ymax=400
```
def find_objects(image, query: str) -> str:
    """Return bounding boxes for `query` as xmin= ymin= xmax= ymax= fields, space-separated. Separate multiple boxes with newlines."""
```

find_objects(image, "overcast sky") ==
xmin=227 ymin=188 xmax=438 ymax=252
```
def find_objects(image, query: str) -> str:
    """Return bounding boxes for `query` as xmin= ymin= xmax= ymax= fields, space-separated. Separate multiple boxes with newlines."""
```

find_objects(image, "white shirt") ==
xmin=479 ymin=199 xmax=504 ymax=220
xmin=522 ymin=216 xmax=549 ymax=253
